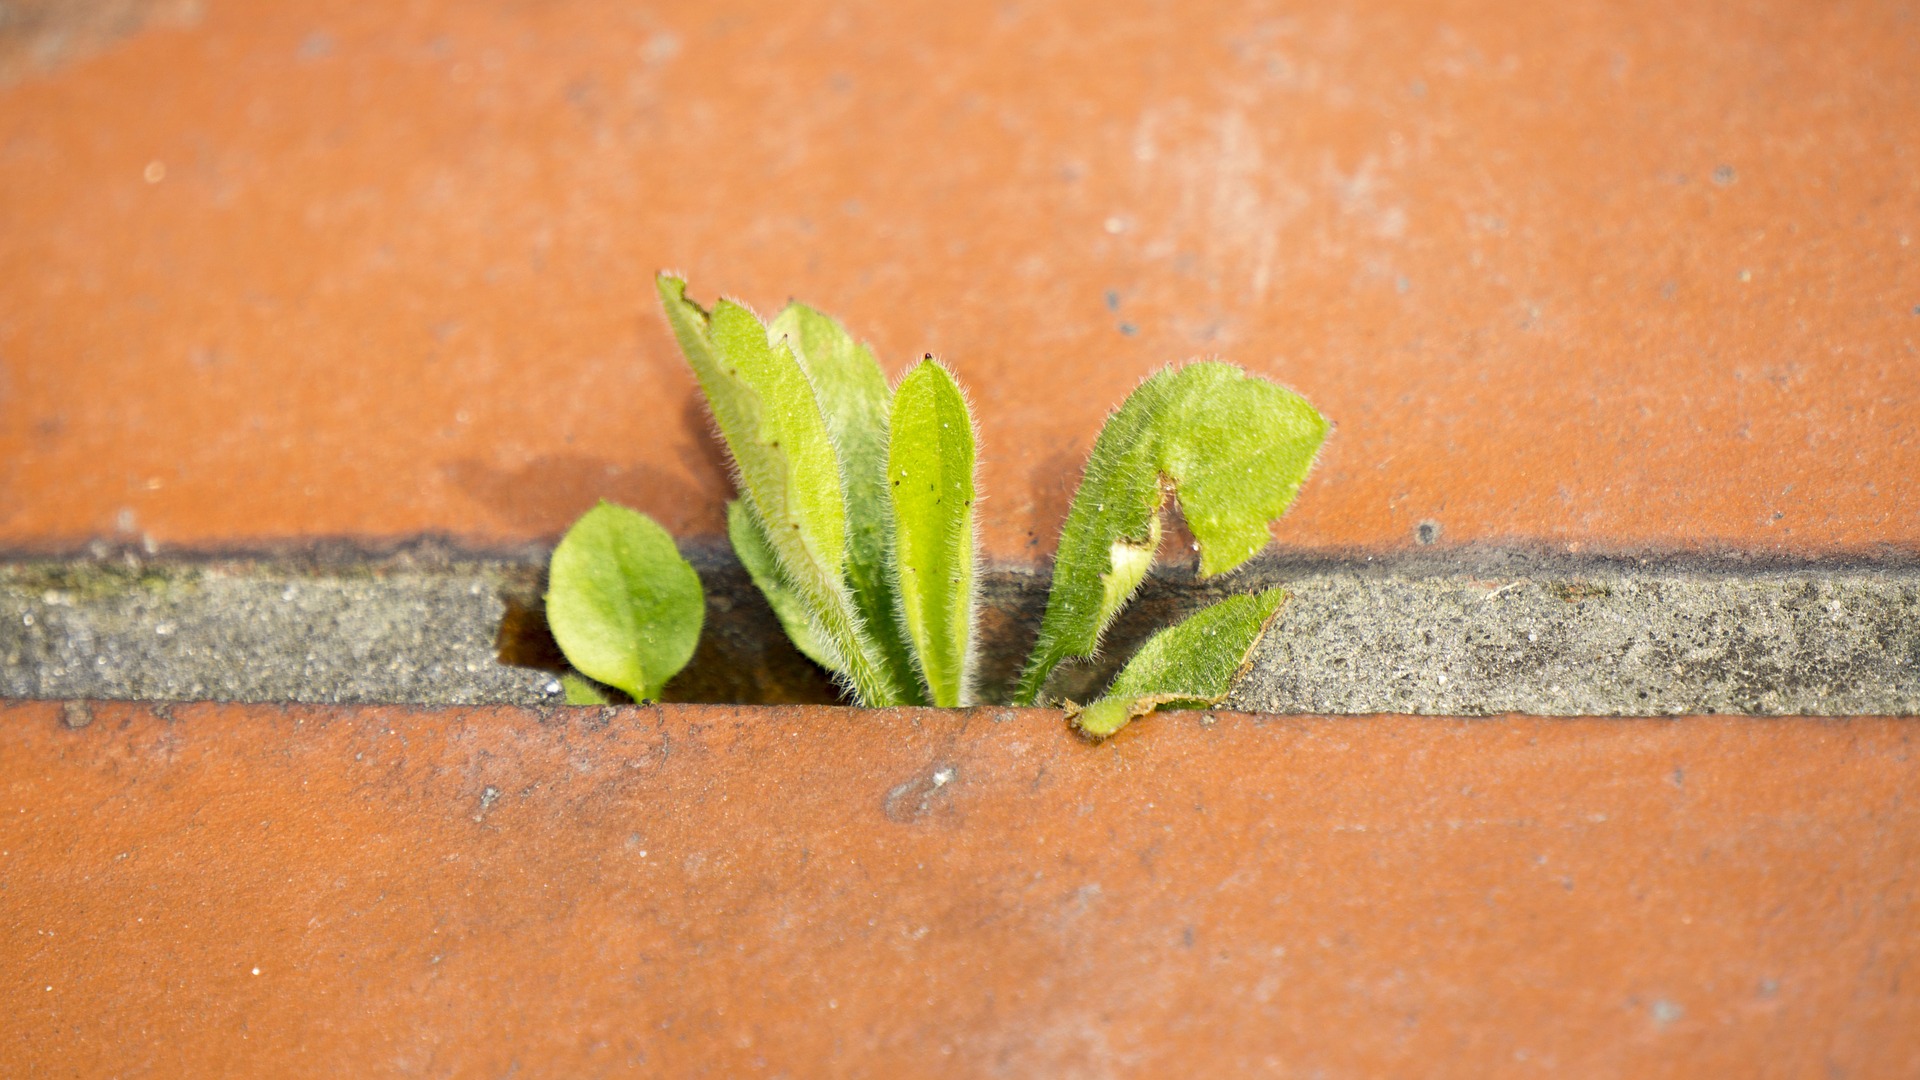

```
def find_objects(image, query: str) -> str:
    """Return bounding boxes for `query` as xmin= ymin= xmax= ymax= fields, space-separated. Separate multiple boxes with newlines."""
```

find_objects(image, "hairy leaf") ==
xmin=560 ymin=672 xmax=616 ymax=706
xmin=1010 ymin=370 xmax=1180 ymax=705
xmin=728 ymin=499 xmax=837 ymax=673
xmin=888 ymin=359 xmax=978 ymax=706
xmin=1154 ymin=364 xmax=1330 ymax=575
xmin=657 ymin=276 xmax=846 ymax=584
xmin=1014 ymin=363 xmax=1326 ymax=705
xmin=546 ymin=501 xmax=704 ymax=702
xmin=1069 ymin=588 xmax=1287 ymax=739
xmin=657 ymin=276 xmax=910 ymax=705
xmin=771 ymin=303 xmax=922 ymax=701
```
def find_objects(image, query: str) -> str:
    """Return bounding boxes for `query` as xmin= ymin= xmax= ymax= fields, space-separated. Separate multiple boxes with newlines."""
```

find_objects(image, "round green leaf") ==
xmin=546 ymin=502 xmax=705 ymax=702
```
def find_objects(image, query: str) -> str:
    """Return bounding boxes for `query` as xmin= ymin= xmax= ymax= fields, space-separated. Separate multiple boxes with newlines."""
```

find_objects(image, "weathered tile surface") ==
xmin=2 ymin=0 xmax=1914 ymax=558
xmin=3 ymin=701 xmax=1916 ymax=1075
xmin=4 ymin=6 xmax=1915 ymax=1070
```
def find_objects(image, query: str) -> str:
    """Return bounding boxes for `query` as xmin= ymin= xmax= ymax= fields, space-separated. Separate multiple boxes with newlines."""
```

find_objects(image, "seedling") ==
xmin=545 ymin=276 xmax=1328 ymax=738
xmin=545 ymin=501 xmax=704 ymax=704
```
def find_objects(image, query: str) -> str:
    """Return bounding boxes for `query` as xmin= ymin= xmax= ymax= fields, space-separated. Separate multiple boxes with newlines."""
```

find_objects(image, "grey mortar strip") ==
xmin=1228 ymin=567 xmax=1920 ymax=716
xmin=2 ymin=547 xmax=1916 ymax=714
xmin=1 ymin=559 xmax=560 ymax=706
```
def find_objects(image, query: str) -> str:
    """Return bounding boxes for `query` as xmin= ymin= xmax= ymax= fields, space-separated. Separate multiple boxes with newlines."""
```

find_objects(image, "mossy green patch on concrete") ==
xmin=1 ymin=560 xmax=201 ymax=604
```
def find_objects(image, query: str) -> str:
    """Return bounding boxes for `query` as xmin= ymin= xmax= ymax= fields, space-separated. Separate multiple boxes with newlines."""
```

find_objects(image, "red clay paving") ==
xmin=3 ymin=701 xmax=1916 ymax=1076
xmin=5 ymin=5 xmax=1917 ymax=1074
xmin=2 ymin=0 xmax=1916 ymax=559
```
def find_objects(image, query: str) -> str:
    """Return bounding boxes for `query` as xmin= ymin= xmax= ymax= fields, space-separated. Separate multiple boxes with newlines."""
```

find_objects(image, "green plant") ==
xmin=545 ymin=501 xmax=704 ymax=704
xmin=545 ymin=276 xmax=1328 ymax=738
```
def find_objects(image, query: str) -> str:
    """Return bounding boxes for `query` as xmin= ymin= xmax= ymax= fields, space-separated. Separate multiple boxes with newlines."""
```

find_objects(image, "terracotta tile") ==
xmin=0 ymin=0 xmax=1913 ymax=558
xmin=2 ymin=701 xmax=1914 ymax=1075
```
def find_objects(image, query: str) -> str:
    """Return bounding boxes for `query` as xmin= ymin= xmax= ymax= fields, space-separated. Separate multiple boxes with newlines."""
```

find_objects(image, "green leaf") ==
xmin=1014 ymin=363 xmax=1326 ymax=705
xmin=560 ymin=672 xmax=616 ymax=705
xmin=728 ymin=499 xmax=838 ymax=673
xmin=1011 ymin=369 xmax=1180 ymax=705
xmin=888 ymin=359 xmax=978 ymax=706
xmin=545 ymin=501 xmax=705 ymax=702
xmin=1069 ymin=588 xmax=1287 ymax=739
xmin=770 ymin=303 xmax=922 ymax=702
xmin=657 ymin=276 xmax=847 ymax=585
xmin=1154 ymin=364 xmax=1330 ymax=575
xmin=657 ymin=276 xmax=911 ymax=706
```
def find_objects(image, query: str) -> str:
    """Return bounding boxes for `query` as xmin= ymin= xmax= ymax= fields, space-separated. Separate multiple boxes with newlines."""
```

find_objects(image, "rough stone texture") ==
xmin=0 ymin=556 xmax=555 ymax=704
xmin=1233 ymin=560 xmax=1920 ymax=716
xmin=6 ymin=549 xmax=1916 ymax=715
xmin=4 ymin=701 xmax=1916 ymax=1076
xmin=0 ymin=546 xmax=841 ymax=706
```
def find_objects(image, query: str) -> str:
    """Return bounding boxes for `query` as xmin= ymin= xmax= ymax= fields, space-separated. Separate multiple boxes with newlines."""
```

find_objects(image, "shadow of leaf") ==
xmin=442 ymin=454 xmax=718 ymax=538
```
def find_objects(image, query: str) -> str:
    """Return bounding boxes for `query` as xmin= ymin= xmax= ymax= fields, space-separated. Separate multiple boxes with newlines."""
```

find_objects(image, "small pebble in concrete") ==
xmin=61 ymin=700 xmax=92 ymax=729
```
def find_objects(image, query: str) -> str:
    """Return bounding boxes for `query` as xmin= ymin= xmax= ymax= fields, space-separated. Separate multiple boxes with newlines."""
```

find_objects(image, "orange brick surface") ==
xmin=4 ymin=702 xmax=1916 ymax=1076
xmin=5 ymin=5 xmax=1918 ymax=1073
xmin=2 ymin=0 xmax=1915 ymax=558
